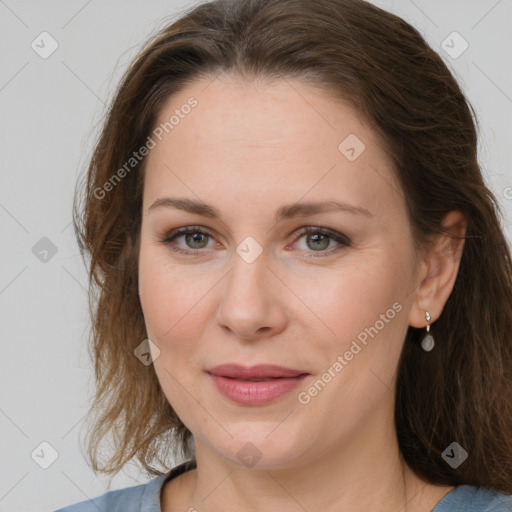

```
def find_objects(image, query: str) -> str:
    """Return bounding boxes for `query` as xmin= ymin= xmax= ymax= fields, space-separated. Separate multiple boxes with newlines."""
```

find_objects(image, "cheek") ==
xmin=300 ymin=255 xmax=409 ymax=368
xmin=314 ymin=263 xmax=399 ymax=323
xmin=138 ymin=249 xmax=202 ymax=413
xmin=301 ymin=269 xmax=407 ymax=416
xmin=138 ymin=243 xmax=212 ymax=349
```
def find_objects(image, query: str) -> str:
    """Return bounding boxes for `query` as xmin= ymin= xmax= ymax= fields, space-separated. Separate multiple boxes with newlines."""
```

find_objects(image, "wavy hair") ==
xmin=73 ymin=0 xmax=512 ymax=490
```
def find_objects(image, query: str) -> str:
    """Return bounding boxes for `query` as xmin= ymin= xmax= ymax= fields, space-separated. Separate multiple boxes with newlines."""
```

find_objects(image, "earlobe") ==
xmin=408 ymin=210 xmax=467 ymax=329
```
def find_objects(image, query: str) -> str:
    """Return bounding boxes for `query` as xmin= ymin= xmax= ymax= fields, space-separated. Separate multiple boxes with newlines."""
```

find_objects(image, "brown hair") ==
xmin=73 ymin=0 xmax=512 ymax=490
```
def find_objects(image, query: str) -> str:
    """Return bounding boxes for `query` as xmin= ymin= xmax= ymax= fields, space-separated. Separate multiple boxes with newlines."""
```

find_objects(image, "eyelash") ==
xmin=160 ymin=226 xmax=351 ymax=259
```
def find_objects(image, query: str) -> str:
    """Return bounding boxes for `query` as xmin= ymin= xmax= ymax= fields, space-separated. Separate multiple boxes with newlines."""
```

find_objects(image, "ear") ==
xmin=408 ymin=210 xmax=467 ymax=329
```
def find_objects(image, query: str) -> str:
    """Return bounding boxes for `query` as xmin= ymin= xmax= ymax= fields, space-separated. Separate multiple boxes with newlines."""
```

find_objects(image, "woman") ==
xmin=55 ymin=0 xmax=512 ymax=510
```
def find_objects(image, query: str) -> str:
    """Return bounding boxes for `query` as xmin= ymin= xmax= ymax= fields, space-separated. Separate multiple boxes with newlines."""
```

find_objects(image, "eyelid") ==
xmin=291 ymin=226 xmax=351 ymax=246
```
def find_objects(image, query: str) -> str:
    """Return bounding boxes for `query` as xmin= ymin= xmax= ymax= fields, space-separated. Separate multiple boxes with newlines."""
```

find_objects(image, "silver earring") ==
xmin=421 ymin=311 xmax=435 ymax=352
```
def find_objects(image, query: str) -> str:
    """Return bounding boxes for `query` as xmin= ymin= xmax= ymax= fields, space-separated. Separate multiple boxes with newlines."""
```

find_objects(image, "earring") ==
xmin=421 ymin=311 xmax=435 ymax=352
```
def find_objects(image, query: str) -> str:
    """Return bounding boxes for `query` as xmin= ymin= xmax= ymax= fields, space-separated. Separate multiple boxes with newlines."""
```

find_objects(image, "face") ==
xmin=138 ymin=73 xmax=420 ymax=470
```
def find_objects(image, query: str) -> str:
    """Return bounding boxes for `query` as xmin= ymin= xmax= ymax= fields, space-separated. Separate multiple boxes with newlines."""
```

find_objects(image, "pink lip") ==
xmin=206 ymin=364 xmax=309 ymax=405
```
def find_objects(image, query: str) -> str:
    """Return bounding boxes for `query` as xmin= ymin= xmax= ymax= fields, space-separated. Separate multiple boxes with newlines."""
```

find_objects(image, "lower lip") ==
xmin=208 ymin=373 xmax=308 ymax=405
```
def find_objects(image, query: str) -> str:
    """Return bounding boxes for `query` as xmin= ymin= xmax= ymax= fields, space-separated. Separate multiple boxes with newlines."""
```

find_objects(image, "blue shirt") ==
xmin=54 ymin=459 xmax=512 ymax=511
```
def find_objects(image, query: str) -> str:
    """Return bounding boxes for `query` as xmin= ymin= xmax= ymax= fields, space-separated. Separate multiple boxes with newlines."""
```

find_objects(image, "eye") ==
xmin=290 ymin=227 xmax=351 ymax=259
xmin=161 ymin=226 xmax=216 ymax=255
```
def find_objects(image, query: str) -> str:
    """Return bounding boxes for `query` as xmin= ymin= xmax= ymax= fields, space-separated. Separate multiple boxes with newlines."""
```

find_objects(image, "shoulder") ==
xmin=53 ymin=478 xmax=160 ymax=512
xmin=432 ymin=485 xmax=512 ymax=512
xmin=53 ymin=460 xmax=196 ymax=512
xmin=53 ymin=473 xmax=168 ymax=512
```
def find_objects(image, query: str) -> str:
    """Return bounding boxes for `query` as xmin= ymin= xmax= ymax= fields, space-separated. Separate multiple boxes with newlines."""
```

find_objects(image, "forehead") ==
xmin=143 ymin=73 xmax=403 ymax=221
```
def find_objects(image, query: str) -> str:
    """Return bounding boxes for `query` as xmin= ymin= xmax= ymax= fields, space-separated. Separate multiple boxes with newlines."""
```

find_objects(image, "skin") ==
xmin=137 ymin=73 xmax=466 ymax=511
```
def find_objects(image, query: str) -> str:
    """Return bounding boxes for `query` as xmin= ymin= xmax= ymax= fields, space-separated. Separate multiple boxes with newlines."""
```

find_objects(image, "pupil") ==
xmin=308 ymin=233 xmax=329 ymax=251
xmin=187 ymin=233 xmax=207 ymax=248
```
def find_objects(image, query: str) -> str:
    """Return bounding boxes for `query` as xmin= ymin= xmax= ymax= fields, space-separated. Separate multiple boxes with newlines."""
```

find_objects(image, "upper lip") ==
xmin=207 ymin=364 xmax=308 ymax=379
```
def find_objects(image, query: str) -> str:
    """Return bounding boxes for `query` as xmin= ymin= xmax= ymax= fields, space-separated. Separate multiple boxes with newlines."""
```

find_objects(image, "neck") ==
xmin=170 ymin=403 xmax=454 ymax=512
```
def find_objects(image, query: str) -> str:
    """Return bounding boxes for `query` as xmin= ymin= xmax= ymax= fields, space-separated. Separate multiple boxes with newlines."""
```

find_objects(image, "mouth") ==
xmin=226 ymin=377 xmax=283 ymax=382
xmin=206 ymin=364 xmax=310 ymax=405
xmin=206 ymin=363 xmax=308 ymax=379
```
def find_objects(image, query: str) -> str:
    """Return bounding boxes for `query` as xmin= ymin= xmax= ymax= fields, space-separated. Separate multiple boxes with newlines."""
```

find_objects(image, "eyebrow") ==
xmin=148 ymin=197 xmax=373 ymax=222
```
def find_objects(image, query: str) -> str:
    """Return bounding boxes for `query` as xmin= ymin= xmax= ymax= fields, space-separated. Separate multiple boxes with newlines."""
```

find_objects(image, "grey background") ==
xmin=0 ymin=1 xmax=511 ymax=511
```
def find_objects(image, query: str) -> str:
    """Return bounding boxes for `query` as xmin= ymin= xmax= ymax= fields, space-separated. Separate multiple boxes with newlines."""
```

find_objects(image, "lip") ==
xmin=207 ymin=363 xmax=307 ymax=379
xmin=206 ymin=364 xmax=309 ymax=405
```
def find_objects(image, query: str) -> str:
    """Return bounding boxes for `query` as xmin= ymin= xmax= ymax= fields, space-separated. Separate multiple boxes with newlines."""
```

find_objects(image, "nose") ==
xmin=215 ymin=246 xmax=287 ymax=341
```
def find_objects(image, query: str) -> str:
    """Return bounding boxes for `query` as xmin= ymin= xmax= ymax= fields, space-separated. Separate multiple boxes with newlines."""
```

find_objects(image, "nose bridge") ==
xmin=216 ymin=235 xmax=279 ymax=335
xmin=227 ymin=236 xmax=269 ymax=300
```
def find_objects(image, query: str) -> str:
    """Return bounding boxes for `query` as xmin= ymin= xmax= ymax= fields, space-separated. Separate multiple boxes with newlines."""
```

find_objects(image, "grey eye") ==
xmin=184 ymin=232 xmax=210 ymax=249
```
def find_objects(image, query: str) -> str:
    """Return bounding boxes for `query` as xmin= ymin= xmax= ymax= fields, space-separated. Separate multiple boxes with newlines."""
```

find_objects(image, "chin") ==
xmin=210 ymin=428 xmax=308 ymax=471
